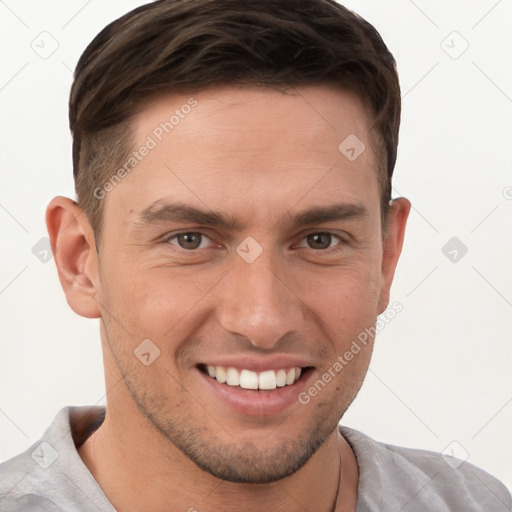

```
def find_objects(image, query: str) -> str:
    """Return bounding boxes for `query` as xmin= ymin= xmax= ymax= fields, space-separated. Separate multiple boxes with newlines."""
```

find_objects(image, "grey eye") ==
xmin=305 ymin=233 xmax=334 ymax=250
xmin=170 ymin=232 xmax=206 ymax=250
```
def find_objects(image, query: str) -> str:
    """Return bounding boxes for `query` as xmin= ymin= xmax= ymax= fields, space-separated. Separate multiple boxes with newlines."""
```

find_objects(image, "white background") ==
xmin=1 ymin=0 xmax=511 ymax=495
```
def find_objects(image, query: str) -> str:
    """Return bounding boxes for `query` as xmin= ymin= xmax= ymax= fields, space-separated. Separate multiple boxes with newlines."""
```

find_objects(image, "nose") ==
xmin=216 ymin=250 xmax=304 ymax=350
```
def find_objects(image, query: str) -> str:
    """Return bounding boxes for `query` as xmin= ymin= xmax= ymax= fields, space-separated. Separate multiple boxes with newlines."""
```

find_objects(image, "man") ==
xmin=1 ymin=0 xmax=510 ymax=510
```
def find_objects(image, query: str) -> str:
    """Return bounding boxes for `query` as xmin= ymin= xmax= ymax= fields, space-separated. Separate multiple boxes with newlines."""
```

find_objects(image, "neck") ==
xmin=78 ymin=399 xmax=358 ymax=512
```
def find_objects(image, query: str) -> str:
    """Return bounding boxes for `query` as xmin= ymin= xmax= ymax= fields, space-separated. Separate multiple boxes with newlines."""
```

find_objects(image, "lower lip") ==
xmin=197 ymin=368 xmax=311 ymax=416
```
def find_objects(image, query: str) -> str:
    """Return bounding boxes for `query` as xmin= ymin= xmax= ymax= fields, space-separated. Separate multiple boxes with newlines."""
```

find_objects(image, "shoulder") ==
xmin=0 ymin=406 xmax=110 ymax=512
xmin=0 ymin=433 xmax=64 ymax=511
xmin=340 ymin=426 xmax=512 ymax=512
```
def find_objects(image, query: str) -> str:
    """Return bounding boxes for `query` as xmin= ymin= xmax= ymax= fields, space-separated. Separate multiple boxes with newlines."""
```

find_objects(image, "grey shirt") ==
xmin=0 ymin=406 xmax=510 ymax=511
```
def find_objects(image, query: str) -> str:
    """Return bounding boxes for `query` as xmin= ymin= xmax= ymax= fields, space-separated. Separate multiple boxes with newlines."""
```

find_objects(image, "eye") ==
xmin=167 ymin=232 xmax=213 ymax=250
xmin=296 ymin=232 xmax=342 ymax=250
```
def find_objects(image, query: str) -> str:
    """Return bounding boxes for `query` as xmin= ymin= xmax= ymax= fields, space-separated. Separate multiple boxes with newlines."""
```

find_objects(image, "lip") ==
xmin=196 ymin=365 xmax=314 ymax=416
xmin=200 ymin=355 xmax=312 ymax=373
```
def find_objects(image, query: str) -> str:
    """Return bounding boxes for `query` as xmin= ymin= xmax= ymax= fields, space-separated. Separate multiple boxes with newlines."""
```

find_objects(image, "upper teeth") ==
xmin=206 ymin=365 xmax=302 ymax=390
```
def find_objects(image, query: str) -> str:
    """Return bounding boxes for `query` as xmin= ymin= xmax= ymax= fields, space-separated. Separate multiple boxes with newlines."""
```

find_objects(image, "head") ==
xmin=48 ymin=0 xmax=410 ymax=484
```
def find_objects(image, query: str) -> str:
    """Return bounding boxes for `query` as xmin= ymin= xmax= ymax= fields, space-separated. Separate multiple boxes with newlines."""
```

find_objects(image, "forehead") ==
xmin=108 ymin=84 xmax=381 ymax=225
xmin=134 ymin=84 xmax=374 ymax=155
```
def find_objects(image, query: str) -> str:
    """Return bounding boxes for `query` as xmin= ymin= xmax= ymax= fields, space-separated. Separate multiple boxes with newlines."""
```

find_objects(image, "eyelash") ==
xmin=164 ymin=231 xmax=346 ymax=252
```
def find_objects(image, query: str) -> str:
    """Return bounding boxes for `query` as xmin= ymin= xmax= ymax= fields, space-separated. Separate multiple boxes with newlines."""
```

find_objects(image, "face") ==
xmin=94 ymin=85 xmax=400 ymax=483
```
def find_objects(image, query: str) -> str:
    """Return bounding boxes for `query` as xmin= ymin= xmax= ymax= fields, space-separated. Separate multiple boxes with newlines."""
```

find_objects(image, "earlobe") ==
xmin=46 ymin=196 xmax=102 ymax=319
xmin=378 ymin=197 xmax=411 ymax=314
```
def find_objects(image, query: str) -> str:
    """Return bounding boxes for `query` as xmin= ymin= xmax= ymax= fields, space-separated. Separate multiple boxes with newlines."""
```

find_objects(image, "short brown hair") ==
xmin=70 ymin=0 xmax=401 ymax=246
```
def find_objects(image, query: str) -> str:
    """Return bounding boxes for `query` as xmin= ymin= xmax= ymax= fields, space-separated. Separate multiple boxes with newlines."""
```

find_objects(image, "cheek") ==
xmin=100 ymin=260 xmax=226 ymax=345
xmin=298 ymin=261 xmax=382 ymax=330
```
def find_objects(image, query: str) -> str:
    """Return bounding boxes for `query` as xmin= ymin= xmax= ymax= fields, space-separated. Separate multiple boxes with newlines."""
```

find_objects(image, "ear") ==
xmin=378 ymin=197 xmax=411 ymax=314
xmin=46 ymin=196 xmax=101 ymax=318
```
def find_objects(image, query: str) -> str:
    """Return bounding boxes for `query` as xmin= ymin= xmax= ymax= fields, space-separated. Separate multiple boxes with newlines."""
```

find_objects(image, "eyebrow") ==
xmin=134 ymin=200 xmax=368 ymax=231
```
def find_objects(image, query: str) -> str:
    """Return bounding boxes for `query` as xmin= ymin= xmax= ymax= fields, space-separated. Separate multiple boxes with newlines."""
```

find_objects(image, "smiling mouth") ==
xmin=198 ymin=364 xmax=312 ymax=391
